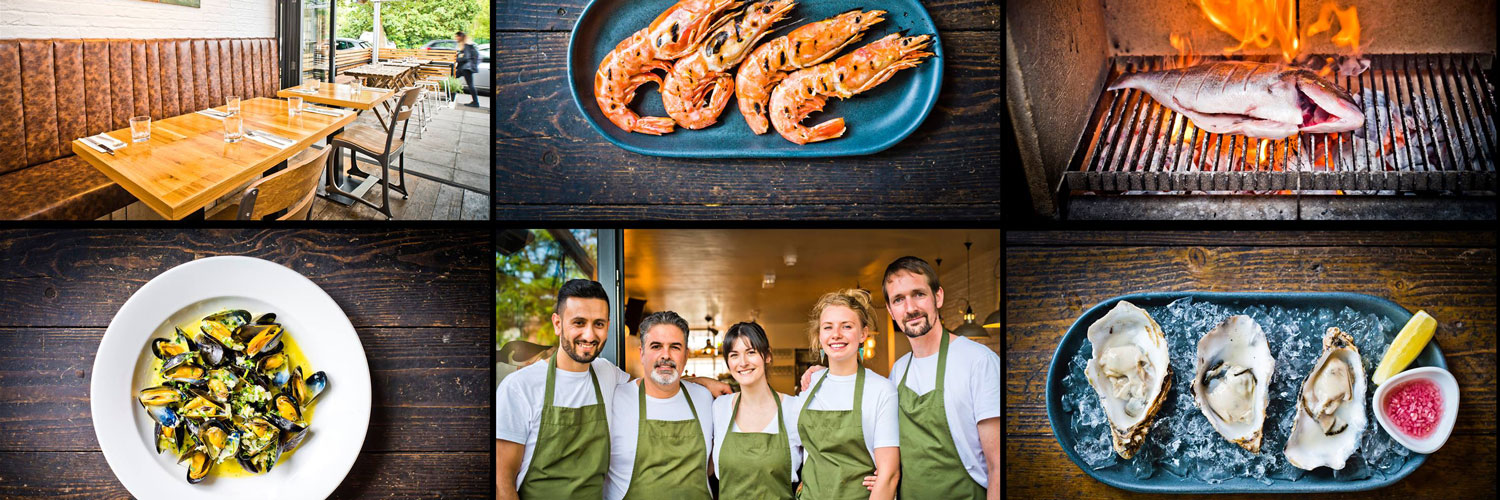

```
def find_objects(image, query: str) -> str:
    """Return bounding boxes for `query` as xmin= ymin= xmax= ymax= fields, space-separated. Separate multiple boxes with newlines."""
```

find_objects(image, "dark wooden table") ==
xmin=1005 ymin=231 xmax=1497 ymax=499
xmin=493 ymin=0 xmax=1001 ymax=220
xmin=0 ymin=228 xmax=491 ymax=499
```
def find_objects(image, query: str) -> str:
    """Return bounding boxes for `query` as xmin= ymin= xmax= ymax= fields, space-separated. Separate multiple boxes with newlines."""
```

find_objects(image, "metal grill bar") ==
xmin=1066 ymin=54 xmax=1497 ymax=193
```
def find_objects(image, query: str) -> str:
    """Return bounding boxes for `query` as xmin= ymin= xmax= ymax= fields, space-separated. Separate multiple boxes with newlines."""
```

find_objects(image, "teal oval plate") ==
xmin=1047 ymin=292 xmax=1439 ymax=493
xmin=566 ymin=0 xmax=943 ymax=158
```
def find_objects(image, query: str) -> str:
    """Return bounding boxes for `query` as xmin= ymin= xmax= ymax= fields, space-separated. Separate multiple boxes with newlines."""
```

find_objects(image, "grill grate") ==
xmin=1065 ymin=54 xmax=1497 ymax=193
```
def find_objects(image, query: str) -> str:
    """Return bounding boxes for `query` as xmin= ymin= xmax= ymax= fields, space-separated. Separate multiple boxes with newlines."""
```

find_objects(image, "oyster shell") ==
xmin=1192 ymin=315 xmax=1275 ymax=453
xmin=1284 ymin=327 xmax=1367 ymax=470
xmin=1085 ymin=301 xmax=1172 ymax=459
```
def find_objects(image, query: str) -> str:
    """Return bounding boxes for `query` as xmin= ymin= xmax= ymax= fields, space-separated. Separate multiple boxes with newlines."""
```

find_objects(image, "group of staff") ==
xmin=496 ymin=256 xmax=1000 ymax=500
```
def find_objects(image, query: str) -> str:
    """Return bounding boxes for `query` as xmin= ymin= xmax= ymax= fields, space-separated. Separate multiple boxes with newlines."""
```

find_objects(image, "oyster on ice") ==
xmin=1085 ymin=301 xmax=1172 ymax=459
xmin=1284 ymin=327 xmax=1367 ymax=470
xmin=1192 ymin=315 xmax=1275 ymax=453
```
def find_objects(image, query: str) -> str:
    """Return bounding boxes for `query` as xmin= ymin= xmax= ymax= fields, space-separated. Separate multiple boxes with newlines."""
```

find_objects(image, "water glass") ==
xmin=287 ymin=96 xmax=303 ymax=117
xmin=223 ymin=114 xmax=244 ymax=143
xmin=129 ymin=116 xmax=151 ymax=143
xmin=351 ymin=77 xmax=363 ymax=94
xmin=226 ymin=96 xmax=241 ymax=116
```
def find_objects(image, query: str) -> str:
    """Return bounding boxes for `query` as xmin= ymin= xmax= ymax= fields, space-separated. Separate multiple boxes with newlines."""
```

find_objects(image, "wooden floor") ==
xmin=309 ymin=158 xmax=489 ymax=220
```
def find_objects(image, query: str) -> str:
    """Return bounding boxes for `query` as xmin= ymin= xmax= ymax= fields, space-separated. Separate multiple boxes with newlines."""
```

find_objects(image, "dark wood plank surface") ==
xmin=492 ymin=0 xmax=1001 ymax=220
xmin=0 ymin=229 xmax=491 ymax=499
xmin=1004 ymin=231 xmax=1497 ymax=499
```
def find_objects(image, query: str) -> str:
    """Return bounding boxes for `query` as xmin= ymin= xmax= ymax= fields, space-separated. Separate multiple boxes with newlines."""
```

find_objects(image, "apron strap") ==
xmin=898 ymin=332 xmax=952 ymax=392
xmin=729 ymin=387 xmax=788 ymax=436
xmin=637 ymin=380 xmax=701 ymax=423
xmin=544 ymin=352 xmax=603 ymax=409
xmin=800 ymin=366 xmax=866 ymax=418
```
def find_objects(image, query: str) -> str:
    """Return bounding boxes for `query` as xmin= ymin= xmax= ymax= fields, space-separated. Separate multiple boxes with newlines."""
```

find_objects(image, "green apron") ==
xmin=621 ymin=381 xmax=713 ymax=500
xmin=898 ymin=333 xmax=987 ymax=499
xmin=518 ymin=354 xmax=611 ymax=499
xmin=718 ymin=392 xmax=794 ymax=500
xmin=797 ymin=368 xmax=875 ymax=500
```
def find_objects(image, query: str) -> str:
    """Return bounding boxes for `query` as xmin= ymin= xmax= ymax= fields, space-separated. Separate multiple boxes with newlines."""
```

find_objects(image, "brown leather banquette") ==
xmin=0 ymin=37 xmax=280 ymax=219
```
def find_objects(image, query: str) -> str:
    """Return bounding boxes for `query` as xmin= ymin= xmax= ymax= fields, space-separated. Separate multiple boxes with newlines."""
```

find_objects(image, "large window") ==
xmin=300 ymin=0 xmax=332 ymax=82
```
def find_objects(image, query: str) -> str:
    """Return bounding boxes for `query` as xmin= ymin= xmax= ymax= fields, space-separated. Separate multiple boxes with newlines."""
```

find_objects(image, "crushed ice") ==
xmin=1064 ymin=298 xmax=1408 ymax=484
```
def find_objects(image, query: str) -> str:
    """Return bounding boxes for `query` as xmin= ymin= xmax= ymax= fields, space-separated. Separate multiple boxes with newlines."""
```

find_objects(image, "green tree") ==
xmin=496 ymin=230 xmax=598 ymax=349
xmin=337 ymin=0 xmax=486 ymax=48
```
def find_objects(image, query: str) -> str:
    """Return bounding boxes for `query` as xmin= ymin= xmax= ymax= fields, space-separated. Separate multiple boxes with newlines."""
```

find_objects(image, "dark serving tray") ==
xmin=1046 ymin=292 xmax=1443 ymax=494
xmin=566 ymin=0 xmax=943 ymax=158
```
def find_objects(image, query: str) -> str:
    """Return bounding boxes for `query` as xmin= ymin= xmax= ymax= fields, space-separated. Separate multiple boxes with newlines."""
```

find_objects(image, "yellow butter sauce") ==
xmin=149 ymin=319 xmax=319 ymax=478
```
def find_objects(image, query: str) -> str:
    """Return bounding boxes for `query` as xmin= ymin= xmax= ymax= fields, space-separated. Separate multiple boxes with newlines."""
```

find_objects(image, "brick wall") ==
xmin=0 ymin=0 xmax=275 ymax=39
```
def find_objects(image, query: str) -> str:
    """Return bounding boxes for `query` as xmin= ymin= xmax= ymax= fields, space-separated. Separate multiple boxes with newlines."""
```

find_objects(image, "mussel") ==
xmin=279 ymin=428 xmax=308 ymax=455
xmin=205 ymin=370 xmax=234 ymax=403
xmin=289 ymin=368 xmax=329 ymax=408
xmin=160 ymin=354 xmax=207 ymax=385
xmin=254 ymin=312 xmax=278 ymax=325
xmin=179 ymin=389 xmax=230 ymax=420
xmin=148 ymin=404 xmax=180 ymax=428
xmin=199 ymin=420 xmax=240 ymax=462
xmin=193 ymin=329 xmax=229 ymax=368
xmin=204 ymin=309 xmax=252 ymax=331
xmin=151 ymin=328 xmax=196 ymax=360
xmin=236 ymin=324 xmax=284 ymax=356
xmin=181 ymin=449 xmax=212 ymax=484
xmin=273 ymin=394 xmax=301 ymax=422
xmin=138 ymin=386 xmax=181 ymax=407
xmin=154 ymin=421 xmax=183 ymax=455
xmin=259 ymin=353 xmax=292 ymax=387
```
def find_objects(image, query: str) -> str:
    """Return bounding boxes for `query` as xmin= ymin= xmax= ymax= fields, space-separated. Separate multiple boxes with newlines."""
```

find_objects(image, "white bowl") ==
xmin=1372 ymin=366 xmax=1459 ymax=454
xmin=91 ymin=256 xmax=371 ymax=500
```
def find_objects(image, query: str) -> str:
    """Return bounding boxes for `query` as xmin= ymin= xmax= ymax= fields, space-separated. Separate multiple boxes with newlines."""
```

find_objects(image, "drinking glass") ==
xmin=129 ymin=116 xmax=151 ymax=143
xmin=223 ymin=114 xmax=244 ymax=143
xmin=287 ymin=96 xmax=303 ymax=117
xmin=351 ymin=77 xmax=363 ymax=94
xmin=226 ymin=96 xmax=241 ymax=116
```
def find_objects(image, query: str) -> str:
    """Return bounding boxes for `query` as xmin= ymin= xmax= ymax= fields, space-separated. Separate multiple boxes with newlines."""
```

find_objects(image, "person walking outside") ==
xmin=455 ymin=30 xmax=481 ymax=107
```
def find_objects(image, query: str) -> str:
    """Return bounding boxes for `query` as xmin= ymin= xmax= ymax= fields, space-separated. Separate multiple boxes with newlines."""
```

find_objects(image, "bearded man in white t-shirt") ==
xmin=882 ymin=256 xmax=1000 ymax=500
xmin=496 ymin=280 xmax=728 ymax=500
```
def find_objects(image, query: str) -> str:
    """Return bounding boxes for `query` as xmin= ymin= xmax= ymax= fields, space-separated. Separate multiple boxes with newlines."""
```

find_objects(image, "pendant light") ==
xmin=953 ymin=240 xmax=989 ymax=339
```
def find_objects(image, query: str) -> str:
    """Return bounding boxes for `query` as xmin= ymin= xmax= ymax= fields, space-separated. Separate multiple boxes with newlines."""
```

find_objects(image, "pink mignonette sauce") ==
xmin=1384 ymin=379 xmax=1443 ymax=439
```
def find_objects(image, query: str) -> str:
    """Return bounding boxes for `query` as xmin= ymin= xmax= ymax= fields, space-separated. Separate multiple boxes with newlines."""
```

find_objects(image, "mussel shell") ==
xmin=147 ymin=404 xmax=180 ymax=428
xmin=239 ymin=324 xmax=284 ymax=356
xmin=205 ymin=372 xmax=233 ymax=403
xmin=179 ymin=390 xmax=229 ymax=420
xmin=288 ymin=366 xmax=307 ymax=406
xmin=154 ymin=421 xmax=183 ymax=455
xmin=194 ymin=331 xmax=228 ymax=368
xmin=199 ymin=420 xmax=237 ymax=461
xmin=162 ymin=363 xmax=207 ymax=385
xmin=204 ymin=309 xmax=252 ymax=331
xmin=181 ymin=449 xmax=211 ymax=484
xmin=279 ymin=428 xmax=308 ymax=455
xmin=138 ymin=386 xmax=181 ymax=407
xmin=259 ymin=353 xmax=292 ymax=387
xmin=266 ymin=413 xmax=306 ymax=434
xmin=254 ymin=441 xmax=282 ymax=474
xmin=151 ymin=335 xmax=191 ymax=360
xmin=303 ymin=371 xmax=328 ymax=406
xmin=254 ymin=312 xmax=278 ymax=325
xmin=200 ymin=320 xmax=237 ymax=350
xmin=237 ymin=452 xmax=262 ymax=475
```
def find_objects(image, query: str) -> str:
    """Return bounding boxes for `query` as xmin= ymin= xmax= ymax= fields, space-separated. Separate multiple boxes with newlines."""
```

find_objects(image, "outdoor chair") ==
xmin=328 ymin=87 xmax=420 ymax=220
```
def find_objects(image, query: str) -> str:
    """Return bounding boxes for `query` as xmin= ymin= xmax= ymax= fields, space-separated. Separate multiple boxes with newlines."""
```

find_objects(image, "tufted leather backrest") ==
xmin=0 ymin=37 xmax=279 ymax=175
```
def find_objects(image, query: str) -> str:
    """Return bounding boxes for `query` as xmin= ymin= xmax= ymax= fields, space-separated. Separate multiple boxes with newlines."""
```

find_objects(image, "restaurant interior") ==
xmin=496 ymin=229 xmax=1001 ymax=393
xmin=0 ymin=0 xmax=490 ymax=221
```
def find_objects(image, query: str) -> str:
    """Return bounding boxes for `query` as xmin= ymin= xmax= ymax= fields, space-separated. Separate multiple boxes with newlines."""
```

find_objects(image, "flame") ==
xmin=1183 ymin=1 xmax=1363 ymax=64
xmin=1192 ymin=0 xmax=1300 ymax=61
xmin=1169 ymin=33 xmax=1202 ymax=68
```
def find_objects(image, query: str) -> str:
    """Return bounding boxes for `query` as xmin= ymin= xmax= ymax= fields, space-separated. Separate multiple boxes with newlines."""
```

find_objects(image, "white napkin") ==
xmin=291 ymin=87 xmax=320 ymax=95
xmin=83 ymin=133 xmax=128 ymax=153
xmin=196 ymin=109 xmax=228 ymax=119
xmin=364 ymin=87 xmax=393 ymax=93
xmin=246 ymin=130 xmax=294 ymax=149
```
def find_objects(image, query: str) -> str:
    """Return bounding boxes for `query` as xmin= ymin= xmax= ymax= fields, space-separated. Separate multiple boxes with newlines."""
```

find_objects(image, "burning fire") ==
xmin=1171 ymin=0 xmax=1363 ymax=67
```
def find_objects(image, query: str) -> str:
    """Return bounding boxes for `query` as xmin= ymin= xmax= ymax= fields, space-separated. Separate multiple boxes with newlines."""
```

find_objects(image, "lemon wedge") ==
xmin=1373 ymin=310 xmax=1437 ymax=385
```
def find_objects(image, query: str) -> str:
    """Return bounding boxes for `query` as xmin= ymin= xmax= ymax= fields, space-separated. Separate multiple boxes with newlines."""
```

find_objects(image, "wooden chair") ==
xmin=329 ymin=88 xmax=421 ymax=220
xmin=208 ymin=145 xmax=332 ymax=220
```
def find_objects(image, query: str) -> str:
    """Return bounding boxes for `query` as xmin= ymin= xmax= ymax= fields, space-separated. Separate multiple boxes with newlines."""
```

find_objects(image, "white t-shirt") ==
xmin=710 ymin=392 xmax=803 ymax=483
xmin=604 ymin=380 xmax=716 ymax=500
xmin=795 ymin=368 xmax=900 ymax=460
xmin=494 ymin=357 xmax=631 ymax=485
xmin=890 ymin=336 xmax=1001 ymax=487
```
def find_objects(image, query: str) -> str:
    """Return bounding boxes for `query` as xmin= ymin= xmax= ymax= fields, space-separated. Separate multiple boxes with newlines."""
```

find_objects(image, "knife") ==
xmin=85 ymin=136 xmax=116 ymax=156
xmin=247 ymin=130 xmax=293 ymax=147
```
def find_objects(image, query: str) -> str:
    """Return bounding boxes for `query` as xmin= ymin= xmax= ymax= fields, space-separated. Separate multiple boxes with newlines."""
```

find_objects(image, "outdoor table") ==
xmin=345 ymin=63 xmax=416 ymax=90
xmin=70 ymin=97 xmax=356 ymax=220
xmin=278 ymin=82 xmax=401 ymax=207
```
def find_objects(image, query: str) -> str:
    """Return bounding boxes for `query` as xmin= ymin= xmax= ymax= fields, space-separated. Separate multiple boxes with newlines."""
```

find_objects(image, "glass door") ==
xmin=300 ymin=0 xmax=332 ymax=82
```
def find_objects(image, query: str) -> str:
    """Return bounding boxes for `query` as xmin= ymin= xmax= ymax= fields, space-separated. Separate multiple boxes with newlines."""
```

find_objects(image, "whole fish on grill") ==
xmin=1108 ymin=61 xmax=1364 ymax=139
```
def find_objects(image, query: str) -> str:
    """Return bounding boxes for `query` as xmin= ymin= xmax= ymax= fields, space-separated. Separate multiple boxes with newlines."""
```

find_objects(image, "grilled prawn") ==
xmin=594 ymin=0 xmax=742 ymax=135
xmin=661 ymin=0 xmax=796 ymax=130
xmin=735 ymin=9 xmax=885 ymax=135
xmin=769 ymin=32 xmax=934 ymax=144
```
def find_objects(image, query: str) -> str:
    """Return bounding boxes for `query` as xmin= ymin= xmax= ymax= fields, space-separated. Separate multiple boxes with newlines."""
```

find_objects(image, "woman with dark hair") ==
xmin=711 ymin=322 xmax=801 ymax=500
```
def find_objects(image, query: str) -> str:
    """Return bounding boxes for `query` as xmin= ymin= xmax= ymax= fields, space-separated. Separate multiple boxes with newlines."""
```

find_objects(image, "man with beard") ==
xmin=604 ymin=311 xmax=715 ymax=500
xmin=883 ymin=256 xmax=1000 ymax=500
xmin=497 ymin=280 xmax=727 ymax=500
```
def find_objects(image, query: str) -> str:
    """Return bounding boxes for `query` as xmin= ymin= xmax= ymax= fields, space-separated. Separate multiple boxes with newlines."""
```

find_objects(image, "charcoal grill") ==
xmin=1069 ymin=54 xmax=1496 ymax=193
xmin=1005 ymin=0 xmax=1498 ymax=220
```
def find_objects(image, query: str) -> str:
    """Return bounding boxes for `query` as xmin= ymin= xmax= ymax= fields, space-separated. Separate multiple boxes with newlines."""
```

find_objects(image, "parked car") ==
xmin=422 ymin=39 xmax=458 ymax=50
xmin=335 ymin=37 xmax=370 ymax=50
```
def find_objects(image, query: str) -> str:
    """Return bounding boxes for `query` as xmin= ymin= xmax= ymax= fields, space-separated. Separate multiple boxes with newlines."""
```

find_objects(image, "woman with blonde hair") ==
xmin=792 ymin=289 xmax=900 ymax=500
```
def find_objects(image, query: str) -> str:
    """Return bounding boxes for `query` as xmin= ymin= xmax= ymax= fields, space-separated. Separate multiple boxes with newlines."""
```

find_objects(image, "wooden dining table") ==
xmin=1005 ymin=231 xmax=1497 ymax=499
xmin=277 ymin=82 xmax=400 ymax=207
xmin=0 ymin=227 xmax=491 ymax=498
xmin=344 ymin=64 xmax=417 ymax=90
xmin=71 ymin=97 xmax=356 ymax=220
